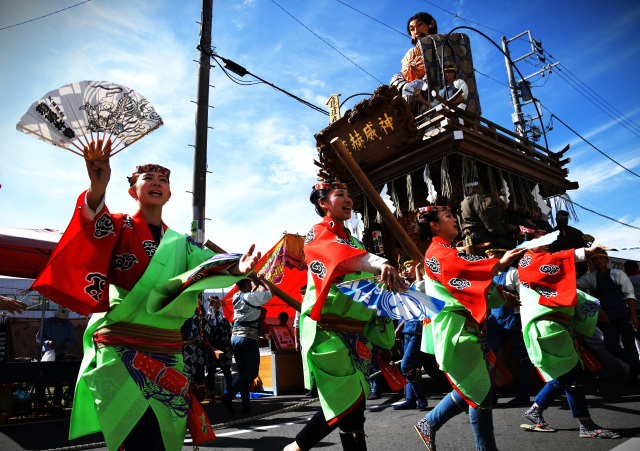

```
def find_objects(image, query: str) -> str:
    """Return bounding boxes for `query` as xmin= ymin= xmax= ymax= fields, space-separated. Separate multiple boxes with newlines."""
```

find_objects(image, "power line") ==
xmin=541 ymin=105 xmax=640 ymax=178
xmin=269 ymin=0 xmax=384 ymax=85
xmin=571 ymin=200 xmax=640 ymax=231
xmin=335 ymin=0 xmax=406 ymax=37
xmin=211 ymin=54 xmax=329 ymax=116
xmin=0 ymin=0 xmax=93 ymax=32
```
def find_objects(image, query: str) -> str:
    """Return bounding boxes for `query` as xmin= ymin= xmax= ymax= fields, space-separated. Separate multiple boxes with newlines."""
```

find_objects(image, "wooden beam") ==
xmin=329 ymin=137 xmax=424 ymax=265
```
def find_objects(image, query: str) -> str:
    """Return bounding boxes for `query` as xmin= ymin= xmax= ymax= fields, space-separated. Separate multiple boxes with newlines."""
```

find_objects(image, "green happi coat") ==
xmin=420 ymin=278 xmax=506 ymax=405
xmin=300 ymin=237 xmax=394 ymax=423
xmin=69 ymin=229 xmax=243 ymax=451
xmin=519 ymin=285 xmax=600 ymax=382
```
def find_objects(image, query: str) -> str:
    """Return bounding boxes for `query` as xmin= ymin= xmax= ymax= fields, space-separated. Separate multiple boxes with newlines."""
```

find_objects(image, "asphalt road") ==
xmin=1 ymin=377 xmax=638 ymax=450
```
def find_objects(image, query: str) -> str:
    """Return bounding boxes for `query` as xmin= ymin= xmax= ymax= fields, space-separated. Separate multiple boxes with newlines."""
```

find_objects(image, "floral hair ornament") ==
xmin=313 ymin=181 xmax=348 ymax=191
xmin=418 ymin=206 xmax=451 ymax=213
xmin=128 ymin=164 xmax=171 ymax=186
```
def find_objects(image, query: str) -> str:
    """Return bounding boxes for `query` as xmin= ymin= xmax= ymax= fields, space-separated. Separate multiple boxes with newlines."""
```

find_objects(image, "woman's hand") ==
xmin=86 ymin=159 xmax=111 ymax=211
xmin=380 ymin=263 xmax=406 ymax=292
xmin=585 ymin=244 xmax=606 ymax=255
xmin=235 ymin=244 xmax=261 ymax=274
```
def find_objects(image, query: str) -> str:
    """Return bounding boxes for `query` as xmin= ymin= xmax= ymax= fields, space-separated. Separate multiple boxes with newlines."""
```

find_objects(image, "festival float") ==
xmin=314 ymin=32 xmax=577 ymax=264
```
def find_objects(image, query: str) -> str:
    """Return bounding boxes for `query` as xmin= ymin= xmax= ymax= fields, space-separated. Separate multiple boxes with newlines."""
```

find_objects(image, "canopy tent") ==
xmin=221 ymin=233 xmax=308 ymax=321
xmin=0 ymin=227 xmax=62 ymax=279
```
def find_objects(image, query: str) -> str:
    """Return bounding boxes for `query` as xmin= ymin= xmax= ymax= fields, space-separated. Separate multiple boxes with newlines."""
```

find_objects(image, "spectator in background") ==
xmin=181 ymin=293 xmax=208 ymax=386
xmin=278 ymin=311 xmax=290 ymax=326
xmin=624 ymin=260 xmax=640 ymax=298
xmin=550 ymin=210 xmax=588 ymax=276
xmin=37 ymin=306 xmax=76 ymax=359
xmin=577 ymin=251 xmax=639 ymax=385
xmin=460 ymin=182 xmax=515 ymax=250
xmin=0 ymin=295 xmax=28 ymax=314
xmin=221 ymin=277 xmax=273 ymax=414
xmin=36 ymin=306 xmax=77 ymax=407
xmin=204 ymin=295 xmax=233 ymax=400
xmin=434 ymin=64 xmax=468 ymax=106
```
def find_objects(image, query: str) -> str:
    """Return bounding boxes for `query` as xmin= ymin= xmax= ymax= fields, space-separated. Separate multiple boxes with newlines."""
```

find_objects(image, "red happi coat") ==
xmin=304 ymin=216 xmax=368 ymax=321
xmin=517 ymin=249 xmax=577 ymax=307
xmin=424 ymin=236 xmax=496 ymax=324
xmin=33 ymin=191 xmax=167 ymax=316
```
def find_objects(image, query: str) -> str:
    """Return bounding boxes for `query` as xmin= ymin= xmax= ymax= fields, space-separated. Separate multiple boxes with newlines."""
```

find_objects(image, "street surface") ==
xmin=0 ymin=377 xmax=638 ymax=450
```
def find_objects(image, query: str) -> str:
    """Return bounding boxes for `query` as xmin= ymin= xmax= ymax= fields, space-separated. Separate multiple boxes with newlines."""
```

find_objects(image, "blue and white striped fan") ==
xmin=337 ymin=279 xmax=445 ymax=321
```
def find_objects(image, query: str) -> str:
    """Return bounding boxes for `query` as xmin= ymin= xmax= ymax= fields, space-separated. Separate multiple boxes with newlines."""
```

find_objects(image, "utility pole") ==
xmin=191 ymin=0 xmax=213 ymax=245
xmin=502 ymin=35 xmax=526 ymax=138
xmin=502 ymin=31 xmax=558 ymax=143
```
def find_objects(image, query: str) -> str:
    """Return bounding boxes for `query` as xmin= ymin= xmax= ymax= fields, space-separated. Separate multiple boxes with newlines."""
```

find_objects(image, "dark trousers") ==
xmin=599 ymin=318 xmax=640 ymax=375
xmin=295 ymin=395 xmax=366 ymax=451
xmin=122 ymin=406 xmax=165 ymax=450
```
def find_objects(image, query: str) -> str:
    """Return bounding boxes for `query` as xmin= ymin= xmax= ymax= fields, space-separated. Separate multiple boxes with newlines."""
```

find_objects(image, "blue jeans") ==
xmin=426 ymin=388 xmax=496 ymax=451
xmin=401 ymin=333 xmax=426 ymax=401
xmin=534 ymin=361 xmax=589 ymax=418
xmin=228 ymin=336 xmax=260 ymax=408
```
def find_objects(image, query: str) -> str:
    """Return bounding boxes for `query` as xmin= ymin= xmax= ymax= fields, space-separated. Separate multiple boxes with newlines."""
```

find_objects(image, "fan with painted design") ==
xmin=16 ymin=80 xmax=163 ymax=161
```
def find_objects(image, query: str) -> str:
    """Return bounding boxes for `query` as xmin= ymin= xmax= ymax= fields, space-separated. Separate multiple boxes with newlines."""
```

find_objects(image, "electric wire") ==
xmin=334 ymin=0 xmax=406 ymax=37
xmin=269 ymin=0 xmax=384 ymax=85
xmin=571 ymin=200 xmax=640 ymax=231
xmin=540 ymin=105 xmax=640 ymax=178
xmin=211 ymin=54 xmax=329 ymax=116
xmin=0 ymin=0 xmax=93 ymax=32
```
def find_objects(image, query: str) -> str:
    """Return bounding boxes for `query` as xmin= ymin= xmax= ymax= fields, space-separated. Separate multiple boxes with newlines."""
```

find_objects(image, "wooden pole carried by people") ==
xmin=329 ymin=137 xmax=424 ymax=265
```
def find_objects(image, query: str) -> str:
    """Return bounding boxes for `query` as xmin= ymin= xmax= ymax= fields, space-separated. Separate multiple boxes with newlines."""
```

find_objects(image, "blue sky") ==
xmin=1 ymin=0 xmax=639 ymax=262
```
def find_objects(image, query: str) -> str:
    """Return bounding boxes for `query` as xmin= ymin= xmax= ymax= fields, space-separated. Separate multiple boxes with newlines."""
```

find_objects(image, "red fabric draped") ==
xmin=304 ymin=217 xmax=368 ymax=321
xmin=517 ymin=250 xmax=577 ymax=307
xmin=32 ymin=191 xmax=164 ymax=316
xmin=424 ymin=236 xmax=496 ymax=324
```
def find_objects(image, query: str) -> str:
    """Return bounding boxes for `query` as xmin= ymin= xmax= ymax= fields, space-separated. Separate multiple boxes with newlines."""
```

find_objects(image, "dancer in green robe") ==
xmin=34 ymin=160 xmax=260 ymax=450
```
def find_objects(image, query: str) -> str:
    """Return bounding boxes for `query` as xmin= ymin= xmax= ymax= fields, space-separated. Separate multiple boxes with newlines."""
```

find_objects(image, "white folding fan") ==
xmin=16 ymin=80 xmax=163 ymax=161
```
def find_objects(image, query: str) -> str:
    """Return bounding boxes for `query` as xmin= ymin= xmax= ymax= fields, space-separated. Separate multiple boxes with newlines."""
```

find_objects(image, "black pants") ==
xmin=295 ymin=395 xmax=366 ymax=450
xmin=122 ymin=407 xmax=165 ymax=450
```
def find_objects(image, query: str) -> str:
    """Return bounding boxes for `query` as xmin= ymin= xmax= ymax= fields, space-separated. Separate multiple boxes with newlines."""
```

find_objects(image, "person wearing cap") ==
xmin=434 ymin=64 xmax=469 ymax=106
xmin=517 ymin=233 xmax=621 ymax=438
xmin=284 ymin=180 xmax=402 ymax=451
xmin=220 ymin=276 xmax=273 ymax=414
xmin=576 ymin=251 xmax=639 ymax=384
xmin=32 ymin=159 xmax=260 ymax=450
xmin=414 ymin=205 xmax=526 ymax=451
xmin=36 ymin=305 xmax=77 ymax=407
xmin=484 ymin=246 xmax=533 ymax=406
xmin=37 ymin=305 xmax=76 ymax=358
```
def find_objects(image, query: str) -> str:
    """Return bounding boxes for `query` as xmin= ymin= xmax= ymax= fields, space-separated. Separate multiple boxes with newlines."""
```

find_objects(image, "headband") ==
xmin=129 ymin=164 xmax=171 ymax=185
xmin=403 ymin=260 xmax=415 ymax=266
xmin=418 ymin=206 xmax=451 ymax=213
xmin=485 ymin=248 xmax=507 ymax=254
xmin=591 ymin=253 xmax=609 ymax=260
xmin=313 ymin=181 xmax=348 ymax=191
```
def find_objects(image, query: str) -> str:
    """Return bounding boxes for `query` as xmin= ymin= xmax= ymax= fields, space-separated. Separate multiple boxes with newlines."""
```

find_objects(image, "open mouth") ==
xmin=149 ymin=190 xmax=163 ymax=197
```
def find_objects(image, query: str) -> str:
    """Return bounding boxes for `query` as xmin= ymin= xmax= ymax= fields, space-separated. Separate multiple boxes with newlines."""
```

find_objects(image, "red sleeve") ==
xmin=518 ymin=250 xmax=577 ymax=307
xmin=303 ymin=217 xmax=368 ymax=321
xmin=424 ymin=236 xmax=495 ymax=323
xmin=32 ymin=191 xmax=122 ymax=316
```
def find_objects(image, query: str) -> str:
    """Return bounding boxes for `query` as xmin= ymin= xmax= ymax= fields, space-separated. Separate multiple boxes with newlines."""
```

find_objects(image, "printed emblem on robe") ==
xmin=304 ymin=227 xmax=315 ymax=244
xmin=425 ymin=256 xmax=441 ymax=274
xmin=519 ymin=255 xmax=531 ymax=268
xmin=309 ymin=260 xmax=327 ymax=279
xmin=95 ymin=212 xmax=115 ymax=238
xmin=456 ymin=252 xmax=488 ymax=262
xmin=143 ymin=240 xmax=158 ymax=258
xmin=424 ymin=236 xmax=496 ymax=324
xmin=111 ymin=253 xmax=139 ymax=271
xmin=304 ymin=216 xmax=368 ymax=321
xmin=539 ymin=264 xmax=560 ymax=275
xmin=85 ymin=272 xmax=107 ymax=302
